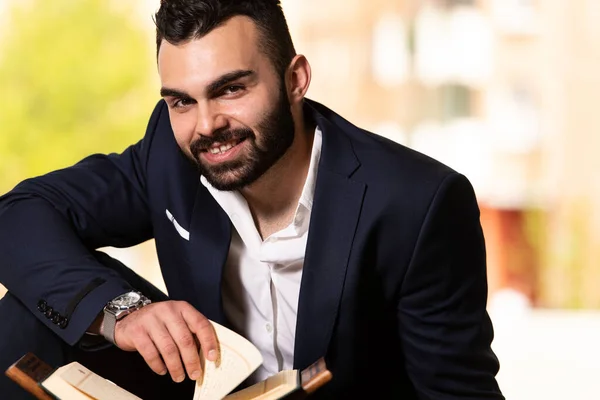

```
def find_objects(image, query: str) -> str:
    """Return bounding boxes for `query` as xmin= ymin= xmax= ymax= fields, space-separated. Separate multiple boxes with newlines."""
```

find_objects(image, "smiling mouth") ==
xmin=203 ymin=138 xmax=245 ymax=155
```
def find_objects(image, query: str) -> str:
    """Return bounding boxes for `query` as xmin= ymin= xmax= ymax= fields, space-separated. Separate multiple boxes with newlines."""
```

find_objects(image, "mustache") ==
xmin=190 ymin=128 xmax=254 ymax=154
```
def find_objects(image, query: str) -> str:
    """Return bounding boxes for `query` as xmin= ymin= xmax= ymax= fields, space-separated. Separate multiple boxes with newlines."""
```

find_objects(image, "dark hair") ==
xmin=154 ymin=0 xmax=296 ymax=77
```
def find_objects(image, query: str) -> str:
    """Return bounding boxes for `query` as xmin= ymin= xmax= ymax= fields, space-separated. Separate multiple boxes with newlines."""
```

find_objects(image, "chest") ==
xmin=253 ymin=209 xmax=297 ymax=240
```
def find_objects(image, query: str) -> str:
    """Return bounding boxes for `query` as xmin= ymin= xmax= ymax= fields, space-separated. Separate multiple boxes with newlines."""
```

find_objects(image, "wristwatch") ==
xmin=101 ymin=291 xmax=151 ymax=345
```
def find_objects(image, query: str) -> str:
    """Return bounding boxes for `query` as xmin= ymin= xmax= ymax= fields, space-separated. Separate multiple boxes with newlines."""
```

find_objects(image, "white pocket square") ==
xmin=166 ymin=209 xmax=190 ymax=241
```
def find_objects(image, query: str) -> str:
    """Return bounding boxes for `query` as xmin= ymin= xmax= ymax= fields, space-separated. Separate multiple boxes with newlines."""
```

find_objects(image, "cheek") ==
xmin=218 ymin=102 xmax=255 ymax=129
xmin=221 ymin=102 xmax=268 ymax=134
xmin=220 ymin=94 xmax=273 ymax=132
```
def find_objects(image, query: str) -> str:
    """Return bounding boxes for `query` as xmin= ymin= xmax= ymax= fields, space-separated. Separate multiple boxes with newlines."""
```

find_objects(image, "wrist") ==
xmin=101 ymin=291 xmax=151 ymax=345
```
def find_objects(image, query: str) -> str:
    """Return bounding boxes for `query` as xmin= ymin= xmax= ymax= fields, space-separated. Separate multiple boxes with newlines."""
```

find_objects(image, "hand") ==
xmin=113 ymin=300 xmax=219 ymax=383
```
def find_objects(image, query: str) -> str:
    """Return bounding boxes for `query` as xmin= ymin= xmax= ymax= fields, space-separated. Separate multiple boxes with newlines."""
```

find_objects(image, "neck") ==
xmin=240 ymin=113 xmax=315 ymax=223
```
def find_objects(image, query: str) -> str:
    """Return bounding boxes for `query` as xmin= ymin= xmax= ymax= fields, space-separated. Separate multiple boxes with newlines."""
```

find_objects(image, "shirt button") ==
xmin=265 ymin=323 xmax=273 ymax=333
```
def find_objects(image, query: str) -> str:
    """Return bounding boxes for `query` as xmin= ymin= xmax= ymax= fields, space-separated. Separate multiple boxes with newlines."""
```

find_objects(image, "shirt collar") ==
xmin=297 ymin=126 xmax=322 ymax=212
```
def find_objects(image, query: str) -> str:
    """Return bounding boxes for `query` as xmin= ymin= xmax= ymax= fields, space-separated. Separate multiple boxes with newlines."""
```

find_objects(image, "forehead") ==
xmin=157 ymin=16 xmax=266 ymax=88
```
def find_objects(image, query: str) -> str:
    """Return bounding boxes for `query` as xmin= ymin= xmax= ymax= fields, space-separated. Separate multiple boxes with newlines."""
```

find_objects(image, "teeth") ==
xmin=209 ymin=142 xmax=234 ymax=155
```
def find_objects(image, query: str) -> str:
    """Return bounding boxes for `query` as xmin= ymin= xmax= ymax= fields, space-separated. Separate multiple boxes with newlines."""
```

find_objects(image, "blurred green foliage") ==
xmin=0 ymin=0 xmax=158 ymax=193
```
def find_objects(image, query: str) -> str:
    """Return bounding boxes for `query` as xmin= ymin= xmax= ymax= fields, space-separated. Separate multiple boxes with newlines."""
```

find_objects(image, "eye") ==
xmin=223 ymin=85 xmax=244 ymax=95
xmin=173 ymin=98 xmax=195 ymax=108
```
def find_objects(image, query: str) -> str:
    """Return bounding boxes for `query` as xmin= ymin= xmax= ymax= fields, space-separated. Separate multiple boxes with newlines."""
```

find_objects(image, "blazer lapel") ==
xmin=165 ymin=137 xmax=231 ymax=325
xmin=294 ymin=101 xmax=366 ymax=369
xmin=187 ymin=186 xmax=231 ymax=325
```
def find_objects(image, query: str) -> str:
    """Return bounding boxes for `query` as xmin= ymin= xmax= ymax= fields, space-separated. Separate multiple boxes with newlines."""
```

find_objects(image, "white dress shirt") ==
xmin=200 ymin=127 xmax=322 ymax=382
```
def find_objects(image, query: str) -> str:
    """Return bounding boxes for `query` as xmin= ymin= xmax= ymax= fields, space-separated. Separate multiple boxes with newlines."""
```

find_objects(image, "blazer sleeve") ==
xmin=398 ymin=172 xmax=504 ymax=399
xmin=0 ymin=100 xmax=167 ymax=346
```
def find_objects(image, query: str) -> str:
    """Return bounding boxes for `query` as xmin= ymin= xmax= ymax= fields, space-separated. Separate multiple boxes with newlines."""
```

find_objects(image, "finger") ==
xmin=151 ymin=323 xmax=187 ymax=383
xmin=135 ymin=333 xmax=167 ymax=376
xmin=166 ymin=315 xmax=202 ymax=381
xmin=181 ymin=304 xmax=219 ymax=363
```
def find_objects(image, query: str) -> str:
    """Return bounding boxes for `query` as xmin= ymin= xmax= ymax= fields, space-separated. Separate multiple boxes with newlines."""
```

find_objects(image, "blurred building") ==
xmin=282 ymin=0 xmax=600 ymax=308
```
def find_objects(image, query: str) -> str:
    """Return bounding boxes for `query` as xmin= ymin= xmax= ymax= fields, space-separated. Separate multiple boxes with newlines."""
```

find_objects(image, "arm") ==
xmin=398 ymin=173 xmax=504 ymax=399
xmin=0 ymin=100 xmax=165 ymax=346
xmin=0 ymin=100 xmax=220 ymax=382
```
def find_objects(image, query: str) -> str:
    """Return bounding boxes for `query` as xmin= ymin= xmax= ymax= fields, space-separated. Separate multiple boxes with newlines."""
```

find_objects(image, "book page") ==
xmin=223 ymin=370 xmax=299 ymax=400
xmin=41 ymin=364 xmax=93 ymax=400
xmin=41 ymin=362 xmax=141 ymax=400
xmin=59 ymin=362 xmax=142 ymax=400
xmin=193 ymin=321 xmax=263 ymax=400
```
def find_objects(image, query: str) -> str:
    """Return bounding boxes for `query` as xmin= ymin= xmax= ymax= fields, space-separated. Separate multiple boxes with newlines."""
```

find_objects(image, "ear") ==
xmin=285 ymin=55 xmax=311 ymax=105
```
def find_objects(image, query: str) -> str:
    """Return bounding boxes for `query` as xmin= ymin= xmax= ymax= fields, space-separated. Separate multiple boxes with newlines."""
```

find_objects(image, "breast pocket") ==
xmin=165 ymin=209 xmax=190 ymax=241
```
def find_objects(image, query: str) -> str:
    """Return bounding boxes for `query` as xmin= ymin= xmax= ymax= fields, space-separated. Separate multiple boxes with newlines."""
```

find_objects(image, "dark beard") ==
xmin=189 ymin=84 xmax=295 ymax=191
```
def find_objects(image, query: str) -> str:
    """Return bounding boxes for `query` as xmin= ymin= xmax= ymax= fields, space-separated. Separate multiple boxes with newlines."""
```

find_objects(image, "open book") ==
xmin=5 ymin=321 xmax=332 ymax=400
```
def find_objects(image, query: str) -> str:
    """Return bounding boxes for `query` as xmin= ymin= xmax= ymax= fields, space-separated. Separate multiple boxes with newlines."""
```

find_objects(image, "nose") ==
xmin=194 ymin=102 xmax=228 ymax=137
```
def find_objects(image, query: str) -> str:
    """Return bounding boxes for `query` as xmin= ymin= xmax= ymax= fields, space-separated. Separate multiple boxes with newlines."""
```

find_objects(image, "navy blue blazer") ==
xmin=0 ymin=99 xmax=503 ymax=399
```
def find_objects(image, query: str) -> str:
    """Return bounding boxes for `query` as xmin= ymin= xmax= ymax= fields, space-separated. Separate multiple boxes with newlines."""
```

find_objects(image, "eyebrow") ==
xmin=160 ymin=69 xmax=255 ymax=100
xmin=206 ymin=69 xmax=255 ymax=95
xmin=160 ymin=87 xmax=191 ymax=98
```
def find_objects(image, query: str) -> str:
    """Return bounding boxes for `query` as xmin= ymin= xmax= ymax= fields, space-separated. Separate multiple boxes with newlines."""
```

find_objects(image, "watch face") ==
xmin=113 ymin=292 xmax=141 ymax=308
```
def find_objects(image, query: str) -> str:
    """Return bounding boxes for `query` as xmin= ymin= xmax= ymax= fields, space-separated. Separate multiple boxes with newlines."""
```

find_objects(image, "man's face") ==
xmin=157 ymin=16 xmax=295 ymax=191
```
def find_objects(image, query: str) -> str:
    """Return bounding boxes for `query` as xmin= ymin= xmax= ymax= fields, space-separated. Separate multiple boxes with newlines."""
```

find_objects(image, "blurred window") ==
xmin=371 ymin=14 xmax=409 ymax=86
xmin=414 ymin=4 xmax=492 ymax=86
xmin=434 ymin=0 xmax=476 ymax=7
xmin=491 ymin=0 xmax=538 ymax=35
xmin=438 ymin=84 xmax=472 ymax=121
xmin=486 ymin=84 xmax=540 ymax=154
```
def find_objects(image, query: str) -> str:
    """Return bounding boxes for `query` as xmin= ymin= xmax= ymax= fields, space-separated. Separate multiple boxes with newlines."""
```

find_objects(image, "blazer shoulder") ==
xmin=139 ymin=99 xmax=184 ymax=165
xmin=347 ymin=124 xmax=459 ymax=192
xmin=311 ymin=100 xmax=456 ymax=188
xmin=143 ymin=99 xmax=169 ymax=142
xmin=309 ymin=99 xmax=463 ymax=202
